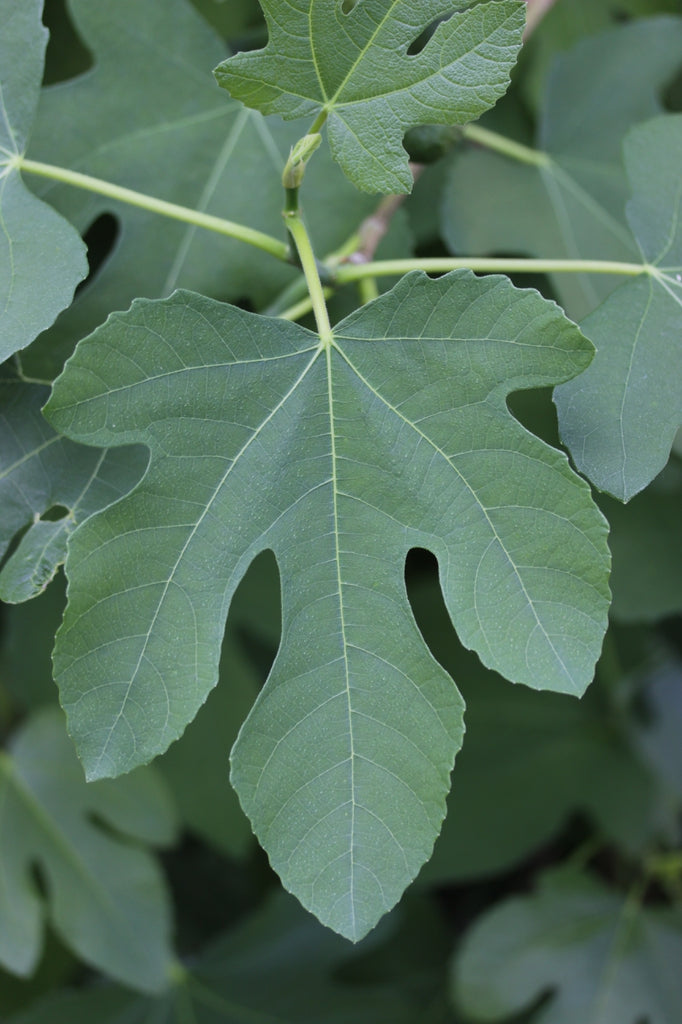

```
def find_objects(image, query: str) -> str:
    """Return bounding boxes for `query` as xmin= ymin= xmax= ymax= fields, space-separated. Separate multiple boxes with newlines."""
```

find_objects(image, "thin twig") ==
xmin=345 ymin=164 xmax=425 ymax=265
xmin=524 ymin=0 xmax=560 ymax=38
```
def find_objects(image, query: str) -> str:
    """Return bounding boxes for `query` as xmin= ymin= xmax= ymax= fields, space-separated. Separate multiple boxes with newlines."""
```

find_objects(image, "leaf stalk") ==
xmin=17 ymin=157 xmax=291 ymax=262
xmin=284 ymin=211 xmax=334 ymax=346
xmin=334 ymin=256 xmax=648 ymax=283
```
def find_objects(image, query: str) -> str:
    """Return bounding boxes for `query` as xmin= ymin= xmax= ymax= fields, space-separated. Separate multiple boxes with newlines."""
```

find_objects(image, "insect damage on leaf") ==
xmin=215 ymin=0 xmax=526 ymax=193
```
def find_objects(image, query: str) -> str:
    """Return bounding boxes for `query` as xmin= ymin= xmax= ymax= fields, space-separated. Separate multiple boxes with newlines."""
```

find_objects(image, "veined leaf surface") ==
xmin=26 ymin=0 xmax=384 ymax=379
xmin=0 ymin=379 xmax=146 ymax=603
xmin=555 ymin=115 xmax=682 ymax=501
xmin=442 ymin=17 xmax=682 ymax=321
xmin=215 ymin=0 xmax=525 ymax=193
xmin=46 ymin=271 xmax=610 ymax=938
xmin=0 ymin=0 xmax=86 ymax=359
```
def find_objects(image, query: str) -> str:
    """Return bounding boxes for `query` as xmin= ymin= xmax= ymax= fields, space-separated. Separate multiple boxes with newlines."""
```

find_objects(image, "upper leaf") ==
xmin=25 ymin=0 xmax=387 ymax=379
xmin=0 ymin=0 xmax=87 ymax=360
xmin=46 ymin=272 xmax=610 ymax=939
xmin=441 ymin=17 xmax=682 ymax=321
xmin=555 ymin=115 xmax=682 ymax=501
xmin=215 ymin=0 xmax=526 ymax=193
xmin=0 ymin=708 xmax=176 ymax=993
xmin=453 ymin=867 xmax=682 ymax=1024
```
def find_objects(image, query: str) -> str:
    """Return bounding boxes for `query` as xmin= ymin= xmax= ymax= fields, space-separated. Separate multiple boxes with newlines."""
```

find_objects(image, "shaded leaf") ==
xmin=555 ymin=115 xmax=682 ymax=500
xmin=24 ymin=0 xmax=383 ymax=379
xmin=45 ymin=272 xmax=609 ymax=939
xmin=519 ymin=0 xmax=682 ymax=111
xmin=215 ymin=0 xmax=525 ymax=193
xmin=0 ymin=0 xmax=87 ymax=359
xmin=442 ymin=18 xmax=682 ymax=321
xmin=453 ymin=867 xmax=682 ymax=1024
xmin=5 ymin=893 xmax=416 ymax=1023
xmin=0 ymin=379 xmax=146 ymax=602
xmin=0 ymin=573 xmax=67 ymax=711
xmin=603 ymin=462 xmax=682 ymax=622
xmin=408 ymin=576 xmax=672 ymax=884
xmin=0 ymin=708 xmax=176 ymax=993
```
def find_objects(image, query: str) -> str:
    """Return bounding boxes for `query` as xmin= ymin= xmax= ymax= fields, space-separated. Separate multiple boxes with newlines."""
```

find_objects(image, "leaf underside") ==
xmin=0 ymin=380 xmax=146 ymax=604
xmin=555 ymin=115 xmax=682 ymax=501
xmin=0 ymin=0 xmax=87 ymax=360
xmin=215 ymin=0 xmax=526 ymax=193
xmin=442 ymin=17 xmax=682 ymax=322
xmin=46 ymin=271 xmax=609 ymax=939
xmin=0 ymin=709 xmax=175 ymax=993
xmin=26 ymin=0 xmax=384 ymax=379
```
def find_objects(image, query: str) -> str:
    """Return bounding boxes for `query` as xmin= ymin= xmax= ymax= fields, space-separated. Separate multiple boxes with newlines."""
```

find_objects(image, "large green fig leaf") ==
xmin=453 ymin=867 xmax=682 ymax=1024
xmin=0 ymin=378 xmax=146 ymax=603
xmin=442 ymin=17 xmax=682 ymax=322
xmin=0 ymin=0 xmax=86 ymax=360
xmin=555 ymin=116 xmax=682 ymax=501
xmin=45 ymin=272 xmax=609 ymax=940
xmin=0 ymin=708 xmax=176 ymax=993
xmin=215 ymin=0 xmax=525 ymax=194
xmin=25 ymin=0 xmax=383 ymax=379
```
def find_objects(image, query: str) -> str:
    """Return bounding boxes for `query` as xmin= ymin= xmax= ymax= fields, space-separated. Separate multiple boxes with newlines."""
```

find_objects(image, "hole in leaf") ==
xmin=340 ymin=0 xmax=358 ymax=14
xmin=39 ymin=505 xmax=71 ymax=523
xmin=42 ymin=0 xmax=93 ymax=85
xmin=407 ymin=15 xmax=451 ymax=56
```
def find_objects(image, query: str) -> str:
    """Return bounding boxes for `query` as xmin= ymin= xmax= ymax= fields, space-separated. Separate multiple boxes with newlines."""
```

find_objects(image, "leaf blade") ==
xmin=216 ymin=0 xmax=526 ymax=193
xmin=0 ymin=0 xmax=87 ymax=359
xmin=46 ymin=273 xmax=609 ymax=938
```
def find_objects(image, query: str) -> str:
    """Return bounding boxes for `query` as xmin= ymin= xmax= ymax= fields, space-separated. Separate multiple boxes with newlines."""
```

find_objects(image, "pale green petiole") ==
xmin=16 ymin=156 xmax=291 ymax=262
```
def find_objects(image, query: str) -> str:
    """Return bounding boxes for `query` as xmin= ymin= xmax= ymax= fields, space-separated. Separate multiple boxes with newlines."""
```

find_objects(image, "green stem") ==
xmin=17 ymin=157 xmax=290 ymax=262
xmin=309 ymin=110 xmax=329 ymax=134
xmin=335 ymin=256 xmax=647 ymax=282
xmin=358 ymin=277 xmax=380 ymax=304
xmin=284 ymin=212 xmax=333 ymax=345
xmin=461 ymin=123 xmax=550 ymax=167
xmin=278 ymin=291 xmax=329 ymax=323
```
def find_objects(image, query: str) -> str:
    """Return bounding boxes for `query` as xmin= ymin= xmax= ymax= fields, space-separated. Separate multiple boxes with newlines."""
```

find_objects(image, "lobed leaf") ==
xmin=442 ymin=17 xmax=682 ymax=322
xmin=453 ymin=867 xmax=682 ymax=1024
xmin=46 ymin=272 xmax=610 ymax=939
xmin=555 ymin=115 xmax=682 ymax=500
xmin=0 ymin=708 xmax=176 ymax=993
xmin=215 ymin=0 xmax=526 ymax=194
xmin=0 ymin=379 xmax=146 ymax=603
xmin=0 ymin=0 xmax=87 ymax=360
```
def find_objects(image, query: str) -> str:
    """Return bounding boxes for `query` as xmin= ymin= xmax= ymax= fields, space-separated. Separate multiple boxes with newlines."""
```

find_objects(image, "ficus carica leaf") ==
xmin=45 ymin=270 xmax=610 ymax=939
xmin=215 ymin=0 xmax=526 ymax=194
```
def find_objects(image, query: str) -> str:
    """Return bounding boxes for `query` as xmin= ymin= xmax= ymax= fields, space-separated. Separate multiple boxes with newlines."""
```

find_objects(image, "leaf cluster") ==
xmin=1 ymin=0 xmax=681 ymax=1020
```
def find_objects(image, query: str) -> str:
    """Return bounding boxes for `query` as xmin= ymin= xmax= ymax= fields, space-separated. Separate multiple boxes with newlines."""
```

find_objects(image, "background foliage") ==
xmin=1 ymin=0 xmax=681 ymax=1020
